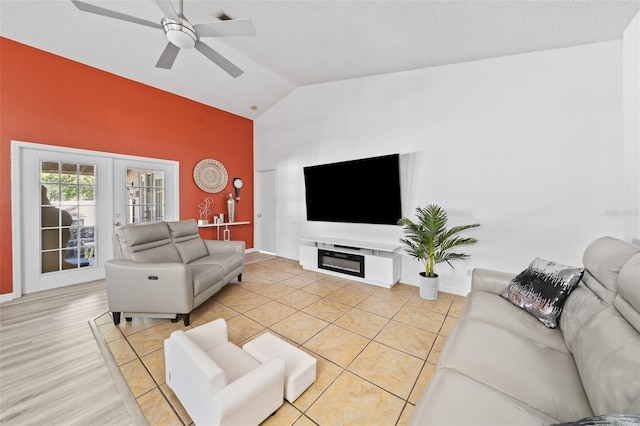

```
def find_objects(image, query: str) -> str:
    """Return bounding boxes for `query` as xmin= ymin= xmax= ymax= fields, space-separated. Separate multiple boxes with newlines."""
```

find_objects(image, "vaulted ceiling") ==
xmin=2 ymin=0 xmax=639 ymax=119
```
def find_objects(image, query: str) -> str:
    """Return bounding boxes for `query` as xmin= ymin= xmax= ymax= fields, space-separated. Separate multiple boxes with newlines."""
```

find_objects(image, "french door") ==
xmin=12 ymin=142 xmax=178 ymax=298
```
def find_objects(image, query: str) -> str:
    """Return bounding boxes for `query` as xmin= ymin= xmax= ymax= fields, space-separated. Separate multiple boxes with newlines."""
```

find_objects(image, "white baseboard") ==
xmin=0 ymin=292 xmax=18 ymax=303
xmin=437 ymin=285 xmax=470 ymax=297
xmin=399 ymin=277 xmax=469 ymax=297
xmin=245 ymin=248 xmax=279 ymax=256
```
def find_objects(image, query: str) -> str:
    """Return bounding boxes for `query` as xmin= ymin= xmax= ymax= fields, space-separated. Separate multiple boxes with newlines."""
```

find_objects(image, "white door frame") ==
xmin=10 ymin=140 xmax=179 ymax=301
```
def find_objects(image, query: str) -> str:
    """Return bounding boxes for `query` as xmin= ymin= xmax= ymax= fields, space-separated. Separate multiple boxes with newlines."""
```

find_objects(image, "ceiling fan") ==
xmin=70 ymin=0 xmax=255 ymax=77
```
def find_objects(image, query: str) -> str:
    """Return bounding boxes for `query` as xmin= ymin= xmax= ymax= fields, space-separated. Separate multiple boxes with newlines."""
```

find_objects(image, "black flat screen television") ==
xmin=303 ymin=154 xmax=402 ymax=225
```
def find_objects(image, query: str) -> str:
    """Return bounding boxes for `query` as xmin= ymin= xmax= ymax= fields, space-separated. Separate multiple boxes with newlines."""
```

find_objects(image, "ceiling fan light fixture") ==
xmin=70 ymin=0 xmax=253 ymax=77
xmin=161 ymin=17 xmax=197 ymax=49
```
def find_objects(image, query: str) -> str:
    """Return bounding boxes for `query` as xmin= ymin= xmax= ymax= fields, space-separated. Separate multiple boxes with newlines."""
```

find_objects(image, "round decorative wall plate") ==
xmin=193 ymin=159 xmax=228 ymax=193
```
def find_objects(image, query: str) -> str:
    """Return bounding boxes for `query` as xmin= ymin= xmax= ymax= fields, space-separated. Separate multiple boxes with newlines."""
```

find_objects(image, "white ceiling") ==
xmin=2 ymin=0 xmax=640 ymax=119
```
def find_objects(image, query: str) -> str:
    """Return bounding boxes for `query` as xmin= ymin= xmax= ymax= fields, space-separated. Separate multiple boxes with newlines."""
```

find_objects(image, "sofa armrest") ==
xmin=185 ymin=319 xmax=229 ymax=351
xmin=105 ymin=260 xmax=193 ymax=313
xmin=471 ymin=268 xmax=517 ymax=295
xmin=215 ymin=357 xmax=286 ymax=423
xmin=204 ymin=240 xmax=245 ymax=257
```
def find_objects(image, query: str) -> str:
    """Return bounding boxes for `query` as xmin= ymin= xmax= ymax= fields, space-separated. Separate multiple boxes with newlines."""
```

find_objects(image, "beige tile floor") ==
xmin=94 ymin=255 xmax=465 ymax=426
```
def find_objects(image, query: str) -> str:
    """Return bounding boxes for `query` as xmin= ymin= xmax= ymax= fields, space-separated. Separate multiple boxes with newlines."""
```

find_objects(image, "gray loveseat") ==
xmin=105 ymin=219 xmax=244 ymax=326
xmin=410 ymin=236 xmax=640 ymax=425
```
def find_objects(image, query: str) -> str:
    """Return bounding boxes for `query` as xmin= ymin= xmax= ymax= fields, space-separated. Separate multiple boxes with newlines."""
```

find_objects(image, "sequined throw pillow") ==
xmin=501 ymin=257 xmax=584 ymax=328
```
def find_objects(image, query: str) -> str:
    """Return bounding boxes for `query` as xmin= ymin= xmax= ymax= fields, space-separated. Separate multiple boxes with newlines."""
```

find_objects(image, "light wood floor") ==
xmin=0 ymin=251 xmax=277 ymax=425
xmin=0 ymin=280 xmax=141 ymax=425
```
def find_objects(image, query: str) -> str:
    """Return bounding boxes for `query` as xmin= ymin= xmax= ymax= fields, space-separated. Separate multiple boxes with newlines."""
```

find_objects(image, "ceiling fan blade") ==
xmin=71 ymin=0 xmax=160 ymax=29
xmin=154 ymin=0 xmax=180 ymax=21
xmin=194 ymin=41 xmax=243 ymax=78
xmin=155 ymin=43 xmax=180 ymax=69
xmin=194 ymin=19 xmax=256 ymax=37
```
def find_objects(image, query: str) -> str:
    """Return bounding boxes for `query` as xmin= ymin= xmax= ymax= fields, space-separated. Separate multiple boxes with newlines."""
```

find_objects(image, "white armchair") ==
xmin=164 ymin=319 xmax=285 ymax=426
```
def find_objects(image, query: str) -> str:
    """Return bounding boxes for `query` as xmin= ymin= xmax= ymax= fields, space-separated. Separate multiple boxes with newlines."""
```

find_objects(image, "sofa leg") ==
xmin=237 ymin=273 xmax=242 ymax=282
xmin=183 ymin=314 xmax=190 ymax=327
xmin=125 ymin=317 xmax=132 ymax=322
xmin=171 ymin=317 xmax=178 ymax=323
xmin=113 ymin=312 xmax=121 ymax=325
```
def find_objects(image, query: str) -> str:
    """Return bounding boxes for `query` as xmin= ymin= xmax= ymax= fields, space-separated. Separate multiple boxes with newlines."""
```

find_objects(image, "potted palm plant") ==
xmin=398 ymin=204 xmax=480 ymax=300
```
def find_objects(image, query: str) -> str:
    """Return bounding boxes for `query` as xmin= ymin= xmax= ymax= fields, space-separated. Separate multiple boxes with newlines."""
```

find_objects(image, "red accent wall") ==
xmin=0 ymin=37 xmax=254 ymax=295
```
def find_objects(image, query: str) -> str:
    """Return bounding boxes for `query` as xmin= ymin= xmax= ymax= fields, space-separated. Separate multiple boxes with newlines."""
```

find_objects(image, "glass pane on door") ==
xmin=125 ymin=168 xmax=165 ymax=224
xmin=40 ymin=161 xmax=97 ymax=273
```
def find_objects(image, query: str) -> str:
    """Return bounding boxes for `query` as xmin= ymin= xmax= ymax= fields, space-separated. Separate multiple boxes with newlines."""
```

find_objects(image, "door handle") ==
xmin=114 ymin=222 xmax=121 ymax=226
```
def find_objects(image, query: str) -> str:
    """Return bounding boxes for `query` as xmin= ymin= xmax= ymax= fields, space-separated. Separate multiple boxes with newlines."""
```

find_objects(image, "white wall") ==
xmin=255 ymin=41 xmax=628 ymax=295
xmin=623 ymin=12 xmax=640 ymax=243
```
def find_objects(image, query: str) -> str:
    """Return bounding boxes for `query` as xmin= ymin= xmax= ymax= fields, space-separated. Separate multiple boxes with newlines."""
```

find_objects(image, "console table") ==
xmin=198 ymin=221 xmax=250 ymax=240
xmin=299 ymin=236 xmax=402 ymax=288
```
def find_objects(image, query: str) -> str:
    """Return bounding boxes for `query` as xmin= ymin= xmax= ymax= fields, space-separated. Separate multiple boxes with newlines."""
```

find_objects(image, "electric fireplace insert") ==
xmin=317 ymin=249 xmax=365 ymax=278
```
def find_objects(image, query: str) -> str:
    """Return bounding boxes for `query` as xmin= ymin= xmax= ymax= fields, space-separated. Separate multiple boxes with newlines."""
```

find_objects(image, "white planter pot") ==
xmin=419 ymin=273 xmax=439 ymax=300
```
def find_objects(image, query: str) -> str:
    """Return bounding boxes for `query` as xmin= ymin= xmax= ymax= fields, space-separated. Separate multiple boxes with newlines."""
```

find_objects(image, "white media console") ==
xmin=299 ymin=236 xmax=402 ymax=288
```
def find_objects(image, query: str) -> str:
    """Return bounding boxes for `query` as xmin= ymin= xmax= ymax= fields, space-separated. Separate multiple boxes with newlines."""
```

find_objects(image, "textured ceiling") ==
xmin=2 ymin=0 xmax=640 ymax=119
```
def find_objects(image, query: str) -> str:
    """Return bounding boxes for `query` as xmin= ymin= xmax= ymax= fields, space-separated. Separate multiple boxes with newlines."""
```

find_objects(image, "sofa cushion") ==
xmin=581 ymin=237 xmax=640 ymax=304
xmin=409 ymin=367 xmax=560 ymax=426
xmin=190 ymin=252 xmax=243 ymax=276
xmin=500 ymin=257 xmax=584 ymax=328
xmin=615 ymin=253 xmax=640 ymax=332
xmin=559 ymin=284 xmax=608 ymax=350
xmin=560 ymin=239 xmax=640 ymax=415
xmin=175 ymin=238 xmax=209 ymax=264
xmin=116 ymin=222 xmax=182 ymax=263
xmin=562 ymin=302 xmax=640 ymax=415
xmin=438 ymin=319 xmax=592 ymax=421
xmin=461 ymin=291 xmax=569 ymax=353
xmin=206 ymin=341 xmax=261 ymax=383
xmin=119 ymin=221 xmax=170 ymax=246
xmin=129 ymin=243 xmax=183 ymax=263
xmin=167 ymin=219 xmax=209 ymax=263
xmin=188 ymin=264 xmax=225 ymax=297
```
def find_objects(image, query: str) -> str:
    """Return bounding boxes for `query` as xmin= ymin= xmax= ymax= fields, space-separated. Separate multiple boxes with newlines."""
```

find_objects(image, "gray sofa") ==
xmin=105 ymin=219 xmax=244 ymax=326
xmin=410 ymin=236 xmax=640 ymax=425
